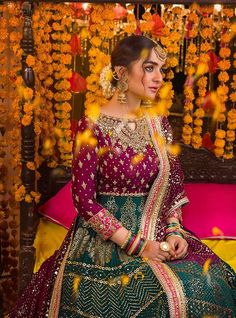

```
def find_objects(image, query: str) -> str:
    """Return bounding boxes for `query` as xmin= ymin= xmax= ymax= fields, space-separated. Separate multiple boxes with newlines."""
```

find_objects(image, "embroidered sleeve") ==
xmin=161 ymin=117 xmax=189 ymax=221
xmin=72 ymin=117 xmax=122 ymax=240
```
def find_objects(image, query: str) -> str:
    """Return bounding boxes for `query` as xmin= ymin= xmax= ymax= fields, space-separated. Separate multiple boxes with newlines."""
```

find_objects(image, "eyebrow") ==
xmin=143 ymin=60 xmax=159 ymax=66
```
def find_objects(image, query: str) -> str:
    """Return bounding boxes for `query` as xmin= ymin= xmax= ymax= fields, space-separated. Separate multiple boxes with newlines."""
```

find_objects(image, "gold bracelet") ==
xmin=120 ymin=230 xmax=132 ymax=249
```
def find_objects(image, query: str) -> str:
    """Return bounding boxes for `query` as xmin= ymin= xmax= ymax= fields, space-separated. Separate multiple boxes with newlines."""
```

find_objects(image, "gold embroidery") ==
xmin=120 ymin=197 xmax=138 ymax=232
xmin=140 ymin=115 xmax=170 ymax=240
xmin=97 ymin=113 xmax=151 ymax=154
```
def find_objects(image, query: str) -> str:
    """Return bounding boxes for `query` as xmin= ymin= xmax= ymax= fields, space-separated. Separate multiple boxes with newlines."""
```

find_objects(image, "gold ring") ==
xmin=160 ymin=241 xmax=170 ymax=252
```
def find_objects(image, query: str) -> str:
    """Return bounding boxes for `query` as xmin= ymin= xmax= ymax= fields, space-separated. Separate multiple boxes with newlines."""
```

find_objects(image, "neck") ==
xmin=102 ymin=91 xmax=142 ymax=118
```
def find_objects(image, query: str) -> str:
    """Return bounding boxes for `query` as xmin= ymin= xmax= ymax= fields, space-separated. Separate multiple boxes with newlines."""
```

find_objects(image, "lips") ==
xmin=149 ymin=87 xmax=158 ymax=93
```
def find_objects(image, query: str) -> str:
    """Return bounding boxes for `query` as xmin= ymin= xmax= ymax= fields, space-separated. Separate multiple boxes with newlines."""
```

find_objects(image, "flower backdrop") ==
xmin=0 ymin=1 xmax=235 ymax=312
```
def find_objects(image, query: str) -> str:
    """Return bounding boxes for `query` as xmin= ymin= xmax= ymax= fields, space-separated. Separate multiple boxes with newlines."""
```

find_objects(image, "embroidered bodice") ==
xmin=71 ymin=114 xmax=187 ymax=240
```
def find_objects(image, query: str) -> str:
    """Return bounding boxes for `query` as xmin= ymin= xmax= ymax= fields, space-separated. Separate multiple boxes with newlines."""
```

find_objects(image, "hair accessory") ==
xmin=154 ymin=43 xmax=167 ymax=63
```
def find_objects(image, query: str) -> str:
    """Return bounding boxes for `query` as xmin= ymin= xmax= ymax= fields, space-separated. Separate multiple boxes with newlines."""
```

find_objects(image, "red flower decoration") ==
xmin=151 ymin=14 xmax=165 ymax=36
xmin=135 ymin=20 xmax=142 ymax=35
xmin=113 ymin=4 xmax=127 ymax=20
xmin=207 ymin=51 xmax=220 ymax=74
xmin=70 ymin=3 xmax=83 ymax=19
xmin=185 ymin=21 xmax=193 ymax=40
xmin=70 ymin=34 xmax=82 ymax=56
xmin=202 ymin=132 xmax=215 ymax=151
xmin=69 ymin=72 xmax=87 ymax=93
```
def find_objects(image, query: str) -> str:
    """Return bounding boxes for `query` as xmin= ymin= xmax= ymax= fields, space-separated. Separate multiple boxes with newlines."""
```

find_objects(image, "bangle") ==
xmin=138 ymin=239 xmax=148 ymax=257
xmin=166 ymin=231 xmax=184 ymax=239
xmin=120 ymin=231 xmax=132 ymax=249
xmin=127 ymin=232 xmax=142 ymax=255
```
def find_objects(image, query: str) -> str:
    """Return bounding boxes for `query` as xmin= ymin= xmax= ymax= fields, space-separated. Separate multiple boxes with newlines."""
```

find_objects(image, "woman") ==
xmin=9 ymin=36 xmax=236 ymax=318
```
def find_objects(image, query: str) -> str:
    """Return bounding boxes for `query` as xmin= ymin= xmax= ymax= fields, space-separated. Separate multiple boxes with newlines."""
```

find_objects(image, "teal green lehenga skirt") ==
xmin=58 ymin=195 xmax=236 ymax=318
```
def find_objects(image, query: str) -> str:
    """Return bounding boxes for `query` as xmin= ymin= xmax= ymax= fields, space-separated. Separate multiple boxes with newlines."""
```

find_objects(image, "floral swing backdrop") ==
xmin=0 ymin=1 xmax=235 ymax=312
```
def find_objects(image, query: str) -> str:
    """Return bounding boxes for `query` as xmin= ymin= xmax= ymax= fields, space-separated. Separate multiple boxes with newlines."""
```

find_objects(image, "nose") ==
xmin=153 ymin=68 xmax=163 ymax=83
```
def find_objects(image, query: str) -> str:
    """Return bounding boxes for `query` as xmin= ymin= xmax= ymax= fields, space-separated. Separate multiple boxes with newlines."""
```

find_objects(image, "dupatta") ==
xmin=140 ymin=114 xmax=189 ymax=318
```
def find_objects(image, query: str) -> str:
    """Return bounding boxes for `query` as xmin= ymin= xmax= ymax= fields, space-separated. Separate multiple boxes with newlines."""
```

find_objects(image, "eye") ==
xmin=144 ymin=65 xmax=154 ymax=72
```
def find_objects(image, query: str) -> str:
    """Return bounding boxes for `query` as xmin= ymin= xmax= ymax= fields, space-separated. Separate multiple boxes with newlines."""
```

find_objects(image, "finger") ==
xmin=175 ymin=242 xmax=188 ymax=255
xmin=176 ymin=246 xmax=188 ymax=259
xmin=156 ymin=254 xmax=166 ymax=261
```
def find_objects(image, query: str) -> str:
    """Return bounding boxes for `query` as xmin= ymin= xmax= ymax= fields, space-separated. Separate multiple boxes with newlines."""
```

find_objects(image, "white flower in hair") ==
xmin=99 ymin=63 xmax=116 ymax=99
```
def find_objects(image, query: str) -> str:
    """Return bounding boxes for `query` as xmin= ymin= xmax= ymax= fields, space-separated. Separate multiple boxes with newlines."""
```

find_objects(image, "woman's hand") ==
xmin=166 ymin=235 xmax=188 ymax=260
xmin=140 ymin=240 xmax=175 ymax=262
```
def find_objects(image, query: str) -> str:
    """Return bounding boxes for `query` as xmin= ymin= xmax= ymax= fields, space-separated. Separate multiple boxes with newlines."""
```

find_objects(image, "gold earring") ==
xmin=117 ymin=77 xmax=128 ymax=104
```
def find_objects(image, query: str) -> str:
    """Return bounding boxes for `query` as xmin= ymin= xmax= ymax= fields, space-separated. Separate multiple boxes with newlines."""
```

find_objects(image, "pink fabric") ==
xmin=39 ymin=181 xmax=236 ymax=238
xmin=182 ymin=183 xmax=236 ymax=239
xmin=38 ymin=181 xmax=76 ymax=229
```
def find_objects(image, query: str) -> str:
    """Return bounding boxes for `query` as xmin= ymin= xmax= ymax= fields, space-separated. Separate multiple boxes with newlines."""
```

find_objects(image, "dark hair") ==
xmin=111 ymin=35 xmax=157 ymax=86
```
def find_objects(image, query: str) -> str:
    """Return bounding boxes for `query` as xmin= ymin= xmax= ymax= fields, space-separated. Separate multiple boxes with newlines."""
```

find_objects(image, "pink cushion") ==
xmin=182 ymin=183 xmax=236 ymax=239
xmin=38 ymin=181 xmax=76 ymax=229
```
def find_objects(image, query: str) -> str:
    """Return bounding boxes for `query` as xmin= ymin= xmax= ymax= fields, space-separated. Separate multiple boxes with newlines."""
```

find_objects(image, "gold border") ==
xmin=148 ymin=261 xmax=187 ymax=318
xmin=140 ymin=115 xmax=170 ymax=240
xmin=48 ymin=232 xmax=74 ymax=318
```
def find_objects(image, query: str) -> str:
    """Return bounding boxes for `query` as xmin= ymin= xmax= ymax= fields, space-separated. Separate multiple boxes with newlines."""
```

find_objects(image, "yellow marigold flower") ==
xmin=183 ymin=114 xmax=193 ymax=124
xmin=223 ymin=153 xmax=234 ymax=160
xmin=214 ymin=138 xmax=225 ymax=148
xmin=223 ymin=8 xmax=234 ymax=18
xmin=215 ymin=129 xmax=226 ymax=139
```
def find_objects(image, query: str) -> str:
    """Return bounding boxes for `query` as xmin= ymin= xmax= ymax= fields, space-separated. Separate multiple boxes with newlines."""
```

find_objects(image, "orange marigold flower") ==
xmin=21 ymin=114 xmax=32 ymax=126
xmin=194 ymin=118 xmax=203 ymax=126
xmin=230 ymin=92 xmax=236 ymax=103
xmin=217 ymin=85 xmax=229 ymax=96
xmin=215 ymin=129 xmax=226 ymax=139
xmin=184 ymin=114 xmax=193 ymax=124
xmin=194 ymin=108 xmax=205 ymax=118
xmin=183 ymin=125 xmax=193 ymax=135
xmin=214 ymin=147 xmax=224 ymax=157
xmin=214 ymin=138 xmax=225 ymax=148
xmin=219 ymin=47 xmax=231 ymax=58
xmin=218 ymin=71 xmax=229 ymax=83
xmin=221 ymin=33 xmax=231 ymax=43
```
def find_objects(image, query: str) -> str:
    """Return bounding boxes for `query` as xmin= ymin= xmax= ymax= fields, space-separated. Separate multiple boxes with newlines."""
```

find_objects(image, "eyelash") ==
xmin=144 ymin=65 xmax=163 ymax=73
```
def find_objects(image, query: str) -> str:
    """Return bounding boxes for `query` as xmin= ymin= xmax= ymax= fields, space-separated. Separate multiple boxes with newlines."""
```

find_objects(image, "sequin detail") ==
xmin=87 ymin=208 xmax=122 ymax=240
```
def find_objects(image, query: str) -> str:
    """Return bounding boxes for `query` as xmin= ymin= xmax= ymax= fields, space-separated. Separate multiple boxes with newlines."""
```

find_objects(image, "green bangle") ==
xmin=166 ymin=231 xmax=184 ymax=239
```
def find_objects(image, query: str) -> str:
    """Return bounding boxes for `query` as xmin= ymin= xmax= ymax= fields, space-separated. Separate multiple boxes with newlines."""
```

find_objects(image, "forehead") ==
xmin=132 ymin=48 xmax=165 ymax=68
